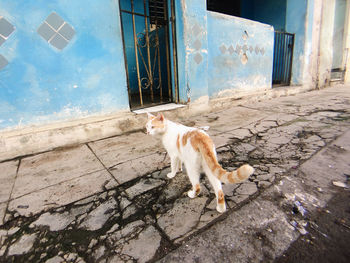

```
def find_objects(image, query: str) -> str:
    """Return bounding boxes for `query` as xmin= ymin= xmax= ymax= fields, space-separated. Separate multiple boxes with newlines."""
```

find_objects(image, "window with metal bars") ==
xmin=149 ymin=0 xmax=166 ymax=26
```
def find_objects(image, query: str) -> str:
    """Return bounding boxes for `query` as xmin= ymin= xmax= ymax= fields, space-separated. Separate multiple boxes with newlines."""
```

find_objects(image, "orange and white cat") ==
xmin=146 ymin=113 xmax=254 ymax=213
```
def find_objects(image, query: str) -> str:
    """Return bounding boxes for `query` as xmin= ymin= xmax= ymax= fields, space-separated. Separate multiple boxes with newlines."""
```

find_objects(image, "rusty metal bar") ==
xmin=288 ymin=34 xmax=295 ymax=84
xmin=163 ymin=0 xmax=172 ymax=101
xmin=143 ymin=0 xmax=154 ymax=102
xmin=118 ymin=5 xmax=132 ymax=107
xmin=170 ymin=0 xmax=178 ymax=102
xmin=131 ymin=0 xmax=143 ymax=106
xmin=283 ymin=34 xmax=288 ymax=83
xmin=155 ymin=23 xmax=163 ymax=101
xmin=120 ymin=9 xmax=149 ymax=18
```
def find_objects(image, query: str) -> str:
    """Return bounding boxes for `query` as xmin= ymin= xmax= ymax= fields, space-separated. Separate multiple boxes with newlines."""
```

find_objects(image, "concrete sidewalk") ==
xmin=0 ymin=84 xmax=349 ymax=262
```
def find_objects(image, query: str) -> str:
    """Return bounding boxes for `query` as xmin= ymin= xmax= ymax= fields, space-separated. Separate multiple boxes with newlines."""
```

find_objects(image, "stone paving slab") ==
xmin=121 ymin=225 xmax=162 ymax=263
xmin=248 ymin=87 xmax=350 ymax=115
xmin=0 ymin=203 xmax=6 ymax=226
xmin=193 ymin=106 xmax=269 ymax=134
xmin=12 ymin=145 xmax=104 ymax=198
xmin=0 ymin=161 xmax=18 ymax=225
xmin=157 ymin=196 xmax=208 ymax=242
xmin=209 ymin=132 xmax=238 ymax=149
xmin=7 ymin=169 xmax=117 ymax=217
xmin=0 ymin=160 xmax=18 ymax=203
xmin=125 ymin=178 xmax=165 ymax=199
xmin=299 ymin=129 xmax=350 ymax=198
xmin=261 ymin=112 xmax=299 ymax=126
xmin=160 ymin=198 xmax=299 ymax=263
xmin=109 ymin=152 xmax=168 ymax=184
xmin=7 ymin=233 xmax=37 ymax=256
xmin=88 ymin=132 xmax=161 ymax=168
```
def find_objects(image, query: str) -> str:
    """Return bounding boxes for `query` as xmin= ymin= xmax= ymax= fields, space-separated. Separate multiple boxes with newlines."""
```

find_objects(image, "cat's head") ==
xmin=146 ymin=113 xmax=166 ymax=135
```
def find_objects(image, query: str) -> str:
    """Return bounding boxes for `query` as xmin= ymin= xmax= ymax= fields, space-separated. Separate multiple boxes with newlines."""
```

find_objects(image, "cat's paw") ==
xmin=167 ymin=172 xmax=176 ymax=179
xmin=187 ymin=190 xmax=196 ymax=198
xmin=216 ymin=203 xmax=226 ymax=213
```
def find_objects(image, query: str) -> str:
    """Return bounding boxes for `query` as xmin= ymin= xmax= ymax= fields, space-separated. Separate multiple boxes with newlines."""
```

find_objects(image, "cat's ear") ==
xmin=157 ymin=113 xmax=165 ymax=122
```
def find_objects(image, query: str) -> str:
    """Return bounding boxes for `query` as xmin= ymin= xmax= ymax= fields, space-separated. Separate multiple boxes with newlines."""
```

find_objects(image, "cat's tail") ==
xmin=193 ymin=131 xmax=254 ymax=184
xmin=215 ymin=164 xmax=255 ymax=184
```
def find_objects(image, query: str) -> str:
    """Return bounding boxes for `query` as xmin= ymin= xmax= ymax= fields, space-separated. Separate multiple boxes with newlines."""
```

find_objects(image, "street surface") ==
xmin=0 ymin=85 xmax=349 ymax=262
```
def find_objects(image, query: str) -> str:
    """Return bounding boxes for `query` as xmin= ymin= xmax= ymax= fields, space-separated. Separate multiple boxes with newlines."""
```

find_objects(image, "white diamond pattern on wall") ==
xmin=37 ymin=12 xmax=75 ymax=51
xmin=0 ymin=16 xmax=15 ymax=70
xmin=0 ymin=16 xmax=15 ymax=46
xmin=0 ymin=54 xmax=8 ymax=70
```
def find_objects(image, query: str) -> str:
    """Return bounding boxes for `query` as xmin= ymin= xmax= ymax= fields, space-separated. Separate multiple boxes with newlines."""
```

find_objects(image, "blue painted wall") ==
xmin=0 ymin=0 xmax=128 ymax=130
xmin=207 ymin=12 xmax=274 ymax=97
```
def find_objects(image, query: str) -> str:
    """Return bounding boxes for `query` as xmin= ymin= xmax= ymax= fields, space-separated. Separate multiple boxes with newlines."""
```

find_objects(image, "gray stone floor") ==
xmin=0 ymin=85 xmax=349 ymax=262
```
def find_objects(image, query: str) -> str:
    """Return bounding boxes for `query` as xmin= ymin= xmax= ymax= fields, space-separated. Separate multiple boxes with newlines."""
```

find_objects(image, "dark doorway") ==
xmin=207 ymin=0 xmax=241 ymax=17
xmin=119 ymin=0 xmax=176 ymax=110
xmin=272 ymin=31 xmax=294 ymax=86
xmin=207 ymin=0 xmax=294 ymax=86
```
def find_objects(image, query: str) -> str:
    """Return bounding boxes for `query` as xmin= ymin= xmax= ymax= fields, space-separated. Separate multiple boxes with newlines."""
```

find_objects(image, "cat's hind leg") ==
xmin=203 ymin=163 xmax=226 ymax=213
xmin=184 ymin=161 xmax=201 ymax=198
xmin=208 ymin=173 xmax=226 ymax=213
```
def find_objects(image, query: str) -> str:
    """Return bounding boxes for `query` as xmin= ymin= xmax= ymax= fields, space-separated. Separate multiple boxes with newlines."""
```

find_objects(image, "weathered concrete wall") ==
xmin=207 ymin=12 xmax=274 ymax=98
xmin=0 ymin=0 xmax=128 ymax=130
xmin=344 ymin=0 xmax=350 ymax=83
xmin=317 ymin=0 xmax=336 ymax=87
xmin=332 ymin=0 xmax=347 ymax=70
xmin=301 ymin=0 xmax=319 ymax=88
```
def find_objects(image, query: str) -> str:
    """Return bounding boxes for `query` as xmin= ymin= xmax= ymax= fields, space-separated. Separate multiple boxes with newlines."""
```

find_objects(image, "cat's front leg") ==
xmin=167 ymin=156 xmax=181 ymax=178
xmin=178 ymin=159 xmax=183 ymax=172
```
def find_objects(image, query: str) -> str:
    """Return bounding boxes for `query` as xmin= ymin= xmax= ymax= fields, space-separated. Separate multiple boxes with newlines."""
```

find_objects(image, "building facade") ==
xmin=0 ymin=0 xmax=349 ymax=160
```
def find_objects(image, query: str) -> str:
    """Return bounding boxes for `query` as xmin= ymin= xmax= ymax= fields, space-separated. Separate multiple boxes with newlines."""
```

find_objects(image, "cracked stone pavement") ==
xmin=0 ymin=85 xmax=349 ymax=262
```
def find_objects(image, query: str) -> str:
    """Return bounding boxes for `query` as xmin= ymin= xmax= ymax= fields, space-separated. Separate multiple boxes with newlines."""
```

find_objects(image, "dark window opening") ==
xmin=207 ymin=0 xmax=241 ymax=17
xmin=149 ymin=0 xmax=166 ymax=26
xmin=206 ymin=0 xmax=287 ymax=32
